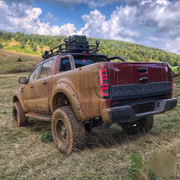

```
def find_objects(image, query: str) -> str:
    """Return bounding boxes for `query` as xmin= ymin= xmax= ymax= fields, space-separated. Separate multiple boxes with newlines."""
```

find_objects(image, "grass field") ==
xmin=0 ymin=73 xmax=180 ymax=180
xmin=0 ymin=50 xmax=42 ymax=74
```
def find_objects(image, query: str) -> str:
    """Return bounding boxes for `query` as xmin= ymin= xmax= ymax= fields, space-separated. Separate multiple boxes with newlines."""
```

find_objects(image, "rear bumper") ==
xmin=102 ymin=98 xmax=177 ymax=123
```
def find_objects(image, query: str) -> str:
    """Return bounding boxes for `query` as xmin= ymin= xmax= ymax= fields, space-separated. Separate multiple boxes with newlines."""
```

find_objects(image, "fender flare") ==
xmin=50 ymin=83 xmax=86 ymax=121
xmin=13 ymin=90 xmax=27 ymax=112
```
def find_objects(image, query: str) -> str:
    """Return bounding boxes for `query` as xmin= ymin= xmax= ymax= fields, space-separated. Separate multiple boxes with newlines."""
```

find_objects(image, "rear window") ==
xmin=58 ymin=57 xmax=106 ymax=72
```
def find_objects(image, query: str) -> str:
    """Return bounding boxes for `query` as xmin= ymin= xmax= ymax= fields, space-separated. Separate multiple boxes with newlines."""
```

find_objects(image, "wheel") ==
xmin=120 ymin=115 xmax=153 ymax=135
xmin=12 ymin=101 xmax=28 ymax=127
xmin=51 ymin=106 xmax=85 ymax=155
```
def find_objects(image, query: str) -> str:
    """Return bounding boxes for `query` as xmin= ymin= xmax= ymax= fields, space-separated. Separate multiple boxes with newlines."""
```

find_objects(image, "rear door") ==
xmin=35 ymin=59 xmax=54 ymax=113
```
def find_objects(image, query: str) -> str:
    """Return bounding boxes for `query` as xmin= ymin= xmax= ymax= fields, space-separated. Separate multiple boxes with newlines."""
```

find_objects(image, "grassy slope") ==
xmin=0 ymin=73 xmax=180 ymax=179
xmin=0 ymin=50 xmax=42 ymax=74
xmin=0 ymin=37 xmax=179 ymax=75
xmin=2 ymin=39 xmax=42 ymax=56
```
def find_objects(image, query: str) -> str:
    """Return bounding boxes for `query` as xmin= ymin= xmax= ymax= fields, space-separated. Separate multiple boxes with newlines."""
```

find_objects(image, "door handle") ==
xmin=43 ymin=80 xmax=47 ymax=84
xmin=138 ymin=68 xmax=148 ymax=72
xmin=30 ymin=85 xmax=34 ymax=88
xmin=139 ymin=77 xmax=149 ymax=83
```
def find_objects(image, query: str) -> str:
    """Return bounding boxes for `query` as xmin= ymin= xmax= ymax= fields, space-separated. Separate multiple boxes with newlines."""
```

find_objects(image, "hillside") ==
xmin=0 ymin=30 xmax=180 ymax=74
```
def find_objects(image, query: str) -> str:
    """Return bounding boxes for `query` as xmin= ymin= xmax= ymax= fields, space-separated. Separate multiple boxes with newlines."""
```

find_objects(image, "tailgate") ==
xmin=107 ymin=62 xmax=172 ymax=101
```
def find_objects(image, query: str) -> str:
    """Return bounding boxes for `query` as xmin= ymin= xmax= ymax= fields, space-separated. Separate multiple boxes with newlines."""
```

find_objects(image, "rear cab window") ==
xmin=57 ymin=56 xmax=106 ymax=73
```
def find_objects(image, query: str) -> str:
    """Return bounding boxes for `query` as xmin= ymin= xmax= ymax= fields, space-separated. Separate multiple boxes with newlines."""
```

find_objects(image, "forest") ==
xmin=0 ymin=30 xmax=180 ymax=66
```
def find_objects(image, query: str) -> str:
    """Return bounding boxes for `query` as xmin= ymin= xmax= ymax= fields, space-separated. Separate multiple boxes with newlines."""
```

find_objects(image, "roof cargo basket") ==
xmin=69 ymin=35 xmax=87 ymax=44
xmin=66 ymin=35 xmax=89 ymax=53
xmin=42 ymin=35 xmax=100 ymax=60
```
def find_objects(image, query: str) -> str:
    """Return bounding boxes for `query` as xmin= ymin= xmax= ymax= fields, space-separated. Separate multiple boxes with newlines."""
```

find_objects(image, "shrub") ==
xmin=126 ymin=153 xmax=149 ymax=180
xmin=17 ymin=58 xmax=22 ymax=62
xmin=148 ymin=170 xmax=159 ymax=180
xmin=40 ymin=131 xmax=53 ymax=143
xmin=33 ymin=127 xmax=41 ymax=132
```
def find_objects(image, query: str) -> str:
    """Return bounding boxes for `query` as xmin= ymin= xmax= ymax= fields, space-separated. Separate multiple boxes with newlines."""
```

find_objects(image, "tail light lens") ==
xmin=169 ymin=68 xmax=173 ymax=90
xmin=99 ymin=69 xmax=109 ymax=98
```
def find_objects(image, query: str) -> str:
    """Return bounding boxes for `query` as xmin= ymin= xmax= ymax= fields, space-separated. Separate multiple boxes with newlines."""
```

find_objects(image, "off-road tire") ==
xmin=51 ymin=106 xmax=85 ymax=155
xmin=12 ymin=102 xmax=28 ymax=127
xmin=120 ymin=115 xmax=154 ymax=135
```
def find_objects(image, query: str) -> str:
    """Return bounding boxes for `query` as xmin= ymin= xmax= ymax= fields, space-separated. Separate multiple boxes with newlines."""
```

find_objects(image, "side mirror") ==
xmin=18 ymin=77 xmax=27 ymax=84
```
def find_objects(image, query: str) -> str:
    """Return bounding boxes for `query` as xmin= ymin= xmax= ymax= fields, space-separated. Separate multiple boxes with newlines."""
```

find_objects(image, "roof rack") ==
xmin=42 ymin=35 xmax=100 ymax=60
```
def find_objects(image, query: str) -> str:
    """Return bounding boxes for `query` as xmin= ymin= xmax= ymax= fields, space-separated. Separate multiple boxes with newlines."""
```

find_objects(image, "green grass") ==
xmin=0 ymin=74 xmax=180 ymax=179
xmin=126 ymin=153 xmax=149 ymax=180
xmin=4 ymin=45 xmax=41 ymax=55
xmin=40 ymin=131 xmax=53 ymax=143
xmin=171 ymin=66 xmax=180 ymax=75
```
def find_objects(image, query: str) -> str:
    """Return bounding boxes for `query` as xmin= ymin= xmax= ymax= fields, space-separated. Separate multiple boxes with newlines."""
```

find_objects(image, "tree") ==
xmin=166 ymin=54 xmax=174 ymax=65
xmin=158 ymin=53 xmax=166 ymax=62
xmin=0 ymin=42 xmax=4 ymax=49
xmin=14 ymin=31 xmax=21 ymax=42
xmin=33 ymin=44 xmax=37 ymax=52
xmin=152 ymin=53 xmax=159 ymax=60
xmin=30 ymin=41 xmax=34 ymax=48
xmin=20 ymin=42 xmax=25 ymax=49
xmin=40 ymin=43 xmax=44 ymax=54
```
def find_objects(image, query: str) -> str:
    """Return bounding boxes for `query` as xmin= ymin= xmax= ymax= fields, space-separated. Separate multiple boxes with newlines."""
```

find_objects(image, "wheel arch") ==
xmin=13 ymin=91 xmax=27 ymax=112
xmin=13 ymin=96 xmax=18 ymax=103
xmin=52 ymin=92 xmax=71 ymax=110
xmin=50 ymin=83 xmax=86 ymax=121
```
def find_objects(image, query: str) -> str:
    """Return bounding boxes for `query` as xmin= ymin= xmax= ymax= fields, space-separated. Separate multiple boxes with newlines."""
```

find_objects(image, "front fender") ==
xmin=50 ymin=83 xmax=86 ymax=121
xmin=13 ymin=90 xmax=27 ymax=112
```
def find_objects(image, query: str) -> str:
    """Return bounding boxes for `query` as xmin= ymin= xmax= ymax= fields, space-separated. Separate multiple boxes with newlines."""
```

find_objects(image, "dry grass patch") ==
xmin=0 ymin=50 xmax=42 ymax=74
xmin=0 ymin=74 xmax=180 ymax=179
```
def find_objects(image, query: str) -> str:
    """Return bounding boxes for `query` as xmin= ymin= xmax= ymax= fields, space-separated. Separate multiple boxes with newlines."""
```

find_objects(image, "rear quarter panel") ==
xmin=51 ymin=62 xmax=105 ymax=120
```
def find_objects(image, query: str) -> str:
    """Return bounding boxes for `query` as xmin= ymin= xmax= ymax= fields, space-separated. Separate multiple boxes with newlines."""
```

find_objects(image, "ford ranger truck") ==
xmin=12 ymin=35 xmax=177 ymax=155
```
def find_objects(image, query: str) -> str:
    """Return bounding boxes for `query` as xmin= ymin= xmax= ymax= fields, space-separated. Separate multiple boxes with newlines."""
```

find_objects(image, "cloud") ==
xmin=45 ymin=12 xmax=58 ymax=21
xmin=3 ymin=0 xmax=34 ymax=5
xmin=76 ymin=0 xmax=180 ymax=53
xmin=39 ymin=0 xmax=119 ymax=8
xmin=77 ymin=8 xmax=140 ymax=42
xmin=0 ymin=0 xmax=180 ymax=54
xmin=0 ymin=1 xmax=76 ymax=35
xmin=4 ymin=0 xmax=119 ymax=8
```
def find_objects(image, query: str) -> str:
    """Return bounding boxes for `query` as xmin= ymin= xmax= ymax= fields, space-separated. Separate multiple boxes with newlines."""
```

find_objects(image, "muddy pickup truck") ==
xmin=12 ymin=35 xmax=177 ymax=155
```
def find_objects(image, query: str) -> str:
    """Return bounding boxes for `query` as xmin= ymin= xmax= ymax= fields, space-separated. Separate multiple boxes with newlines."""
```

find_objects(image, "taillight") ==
xmin=169 ymin=68 xmax=173 ymax=90
xmin=82 ymin=53 xmax=91 ymax=56
xmin=99 ymin=69 xmax=109 ymax=98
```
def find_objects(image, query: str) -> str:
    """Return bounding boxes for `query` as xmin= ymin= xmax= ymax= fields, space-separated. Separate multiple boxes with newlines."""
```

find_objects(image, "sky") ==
xmin=0 ymin=0 xmax=180 ymax=54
